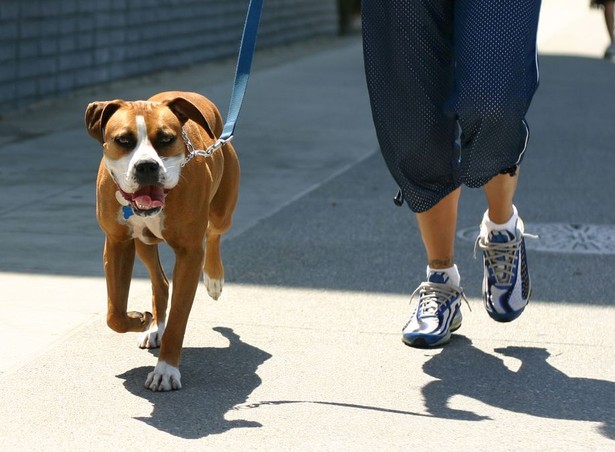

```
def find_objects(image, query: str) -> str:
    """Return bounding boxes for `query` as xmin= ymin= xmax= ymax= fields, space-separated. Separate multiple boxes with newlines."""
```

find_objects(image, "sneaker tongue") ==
xmin=487 ymin=230 xmax=517 ymax=286
xmin=428 ymin=272 xmax=449 ymax=284
xmin=488 ymin=230 xmax=515 ymax=244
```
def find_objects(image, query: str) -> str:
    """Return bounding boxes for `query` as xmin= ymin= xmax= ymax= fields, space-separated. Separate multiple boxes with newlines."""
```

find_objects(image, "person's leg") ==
xmin=478 ymin=171 xmax=532 ymax=322
xmin=603 ymin=1 xmax=615 ymax=59
xmin=417 ymin=172 xmax=522 ymax=281
xmin=415 ymin=188 xmax=461 ymax=270
xmin=362 ymin=0 xmax=464 ymax=348
xmin=451 ymin=0 xmax=541 ymax=189
xmin=362 ymin=0 xmax=460 ymax=267
xmin=361 ymin=0 xmax=459 ymax=214
xmin=404 ymin=187 xmax=464 ymax=348
xmin=483 ymin=172 xmax=518 ymax=224
xmin=451 ymin=0 xmax=541 ymax=322
xmin=604 ymin=1 xmax=615 ymax=43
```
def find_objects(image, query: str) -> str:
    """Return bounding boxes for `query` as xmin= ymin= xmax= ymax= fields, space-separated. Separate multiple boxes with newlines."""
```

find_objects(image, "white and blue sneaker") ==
xmin=477 ymin=211 xmax=531 ymax=323
xmin=402 ymin=269 xmax=466 ymax=348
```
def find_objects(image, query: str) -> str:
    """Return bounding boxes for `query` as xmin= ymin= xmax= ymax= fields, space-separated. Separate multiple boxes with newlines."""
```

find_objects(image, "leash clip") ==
xmin=181 ymin=129 xmax=233 ymax=167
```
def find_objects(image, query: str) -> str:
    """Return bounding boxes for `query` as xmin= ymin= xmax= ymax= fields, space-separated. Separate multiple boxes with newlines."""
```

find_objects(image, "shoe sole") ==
xmin=401 ymin=321 xmax=462 ymax=349
xmin=487 ymin=306 xmax=526 ymax=323
xmin=484 ymin=284 xmax=532 ymax=323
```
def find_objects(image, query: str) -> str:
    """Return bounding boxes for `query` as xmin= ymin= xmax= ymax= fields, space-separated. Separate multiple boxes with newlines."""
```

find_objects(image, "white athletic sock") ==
xmin=426 ymin=264 xmax=461 ymax=287
xmin=482 ymin=205 xmax=519 ymax=234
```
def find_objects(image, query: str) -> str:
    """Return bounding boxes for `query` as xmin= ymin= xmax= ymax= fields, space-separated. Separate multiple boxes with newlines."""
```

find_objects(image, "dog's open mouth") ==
xmin=122 ymin=186 xmax=168 ymax=216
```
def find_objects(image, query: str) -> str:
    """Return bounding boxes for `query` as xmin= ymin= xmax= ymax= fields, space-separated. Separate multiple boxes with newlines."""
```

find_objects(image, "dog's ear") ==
xmin=85 ymin=100 xmax=124 ymax=143
xmin=163 ymin=96 xmax=222 ymax=140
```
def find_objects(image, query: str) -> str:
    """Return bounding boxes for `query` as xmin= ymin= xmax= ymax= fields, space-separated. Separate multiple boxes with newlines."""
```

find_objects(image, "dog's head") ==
xmin=85 ymin=94 xmax=217 ymax=217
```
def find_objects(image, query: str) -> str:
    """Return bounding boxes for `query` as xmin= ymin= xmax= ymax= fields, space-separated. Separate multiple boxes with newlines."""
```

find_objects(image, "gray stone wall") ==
xmin=0 ymin=0 xmax=338 ymax=114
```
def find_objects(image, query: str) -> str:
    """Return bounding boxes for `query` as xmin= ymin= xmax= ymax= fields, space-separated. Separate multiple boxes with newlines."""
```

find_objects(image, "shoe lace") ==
xmin=474 ymin=232 xmax=537 ymax=286
xmin=410 ymin=281 xmax=471 ymax=317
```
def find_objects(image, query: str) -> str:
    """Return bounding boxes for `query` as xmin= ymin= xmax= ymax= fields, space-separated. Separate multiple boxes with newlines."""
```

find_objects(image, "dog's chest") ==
xmin=126 ymin=213 xmax=165 ymax=244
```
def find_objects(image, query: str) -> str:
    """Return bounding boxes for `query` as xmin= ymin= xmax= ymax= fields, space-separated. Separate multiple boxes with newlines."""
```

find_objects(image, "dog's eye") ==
xmin=114 ymin=135 xmax=135 ymax=148
xmin=157 ymin=133 xmax=176 ymax=146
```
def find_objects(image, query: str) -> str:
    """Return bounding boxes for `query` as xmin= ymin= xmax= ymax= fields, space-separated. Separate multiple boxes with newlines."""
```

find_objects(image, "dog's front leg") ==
xmin=104 ymin=238 xmax=153 ymax=333
xmin=144 ymin=244 xmax=204 ymax=391
xmin=135 ymin=241 xmax=169 ymax=349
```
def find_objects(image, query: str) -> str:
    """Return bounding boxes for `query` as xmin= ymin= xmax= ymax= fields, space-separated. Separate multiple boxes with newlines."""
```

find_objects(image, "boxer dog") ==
xmin=85 ymin=91 xmax=239 ymax=391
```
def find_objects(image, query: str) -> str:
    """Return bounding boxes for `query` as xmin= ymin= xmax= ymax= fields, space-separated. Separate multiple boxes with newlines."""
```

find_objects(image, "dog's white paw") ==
xmin=205 ymin=275 xmax=224 ymax=300
xmin=145 ymin=361 xmax=182 ymax=391
xmin=137 ymin=322 xmax=165 ymax=349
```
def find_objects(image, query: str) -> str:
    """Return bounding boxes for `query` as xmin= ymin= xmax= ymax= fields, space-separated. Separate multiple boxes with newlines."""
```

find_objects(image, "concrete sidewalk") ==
xmin=1 ymin=1 xmax=614 ymax=450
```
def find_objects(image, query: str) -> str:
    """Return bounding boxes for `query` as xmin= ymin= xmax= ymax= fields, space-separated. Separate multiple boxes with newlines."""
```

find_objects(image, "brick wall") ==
xmin=0 ymin=0 xmax=338 ymax=114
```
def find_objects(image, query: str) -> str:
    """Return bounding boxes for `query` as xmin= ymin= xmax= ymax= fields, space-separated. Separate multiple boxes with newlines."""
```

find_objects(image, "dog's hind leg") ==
xmin=203 ymin=143 xmax=240 ymax=300
xmin=204 ymin=233 xmax=224 ymax=300
xmin=135 ymin=241 xmax=169 ymax=348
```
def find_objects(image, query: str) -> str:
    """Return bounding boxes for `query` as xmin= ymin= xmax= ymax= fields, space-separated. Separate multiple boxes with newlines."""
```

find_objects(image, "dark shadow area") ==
xmin=117 ymin=327 xmax=271 ymax=439
xmin=421 ymin=335 xmax=615 ymax=440
xmin=1 ymin=55 xmax=614 ymax=306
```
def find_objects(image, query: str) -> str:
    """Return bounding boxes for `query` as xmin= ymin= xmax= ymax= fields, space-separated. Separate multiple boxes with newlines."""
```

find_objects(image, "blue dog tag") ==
xmin=122 ymin=205 xmax=134 ymax=220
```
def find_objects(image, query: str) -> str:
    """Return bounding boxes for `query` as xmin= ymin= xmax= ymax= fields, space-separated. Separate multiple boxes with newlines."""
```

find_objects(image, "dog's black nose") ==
xmin=135 ymin=160 xmax=159 ymax=175
xmin=134 ymin=160 xmax=160 ymax=185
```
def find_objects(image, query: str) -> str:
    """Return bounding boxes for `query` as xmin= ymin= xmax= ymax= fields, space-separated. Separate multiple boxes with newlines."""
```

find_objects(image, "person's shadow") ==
xmin=422 ymin=335 xmax=615 ymax=440
xmin=117 ymin=326 xmax=272 ymax=439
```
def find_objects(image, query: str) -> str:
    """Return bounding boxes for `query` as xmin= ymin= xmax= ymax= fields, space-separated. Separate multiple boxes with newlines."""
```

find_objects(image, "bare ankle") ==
xmin=428 ymin=258 xmax=454 ymax=269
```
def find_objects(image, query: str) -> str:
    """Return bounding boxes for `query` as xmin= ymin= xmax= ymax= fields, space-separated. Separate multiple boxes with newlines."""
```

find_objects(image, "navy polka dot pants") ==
xmin=362 ymin=0 xmax=541 ymax=213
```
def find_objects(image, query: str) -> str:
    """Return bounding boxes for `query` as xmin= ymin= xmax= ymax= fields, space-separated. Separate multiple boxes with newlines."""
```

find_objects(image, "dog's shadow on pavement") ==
xmin=117 ymin=326 xmax=272 ymax=439
xmin=422 ymin=335 xmax=615 ymax=440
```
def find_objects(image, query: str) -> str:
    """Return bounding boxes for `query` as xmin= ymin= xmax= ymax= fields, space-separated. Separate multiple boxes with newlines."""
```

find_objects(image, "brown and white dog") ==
xmin=85 ymin=91 xmax=239 ymax=391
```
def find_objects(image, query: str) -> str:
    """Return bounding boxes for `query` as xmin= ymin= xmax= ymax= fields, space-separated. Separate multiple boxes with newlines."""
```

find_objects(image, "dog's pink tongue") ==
xmin=133 ymin=186 xmax=165 ymax=209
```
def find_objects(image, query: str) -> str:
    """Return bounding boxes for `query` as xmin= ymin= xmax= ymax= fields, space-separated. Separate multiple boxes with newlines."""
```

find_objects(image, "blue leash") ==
xmin=182 ymin=0 xmax=264 ymax=165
